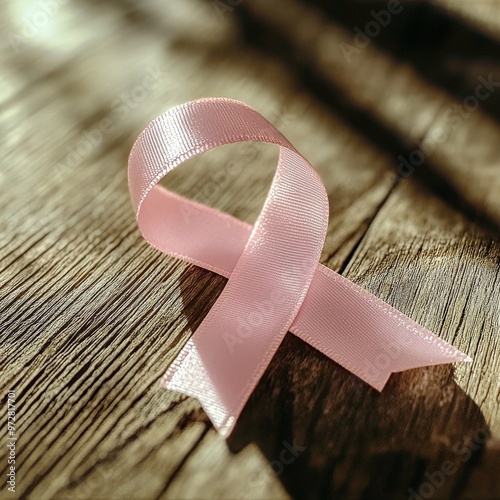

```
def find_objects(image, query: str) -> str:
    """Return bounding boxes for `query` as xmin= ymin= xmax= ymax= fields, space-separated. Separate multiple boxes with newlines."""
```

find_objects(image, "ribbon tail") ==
xmin=129 ymin=98 xmax=473 ymax=438
xmin=161 ymin=339 xmax=239 ymax=436
xmin=291 ymin=265 xmax=472 ymax=391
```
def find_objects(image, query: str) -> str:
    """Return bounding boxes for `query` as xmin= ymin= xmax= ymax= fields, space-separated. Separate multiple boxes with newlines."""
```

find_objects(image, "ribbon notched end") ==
xmin=128 ymin=97 xmax=473 ymax=436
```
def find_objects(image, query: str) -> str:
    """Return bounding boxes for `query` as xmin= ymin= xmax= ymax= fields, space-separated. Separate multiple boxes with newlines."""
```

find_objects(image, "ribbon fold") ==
xmin=128 ymin=98 xmax=470 ymax=436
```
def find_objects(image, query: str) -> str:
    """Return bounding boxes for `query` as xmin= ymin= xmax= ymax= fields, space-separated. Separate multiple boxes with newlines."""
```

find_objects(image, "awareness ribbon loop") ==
xmin=128 ymin=98 xmax=471 ymax=436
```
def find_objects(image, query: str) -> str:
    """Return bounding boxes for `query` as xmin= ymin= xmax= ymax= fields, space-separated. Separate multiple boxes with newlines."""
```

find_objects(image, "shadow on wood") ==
xmin=175 ymin=263 xmax=491 ymax=499
xmin=233 ymin=0 xmax=500 ymax=235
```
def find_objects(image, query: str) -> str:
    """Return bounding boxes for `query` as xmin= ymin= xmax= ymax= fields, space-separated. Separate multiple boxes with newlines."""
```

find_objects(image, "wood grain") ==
xmin=0 ymin=0 xmax=498 ymax=499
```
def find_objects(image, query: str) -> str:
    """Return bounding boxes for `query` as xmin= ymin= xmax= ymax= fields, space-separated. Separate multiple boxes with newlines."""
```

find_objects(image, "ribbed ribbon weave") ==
xmin=128 ymin=98 xmax=470 ymax=436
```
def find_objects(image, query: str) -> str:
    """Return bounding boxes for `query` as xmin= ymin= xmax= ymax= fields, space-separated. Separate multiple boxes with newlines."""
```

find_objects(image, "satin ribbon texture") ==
xmin=128 ymin=98 xmax=471 ymax=436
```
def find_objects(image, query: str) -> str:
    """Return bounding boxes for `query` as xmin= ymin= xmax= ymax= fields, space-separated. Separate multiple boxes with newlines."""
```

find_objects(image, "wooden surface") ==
xmin=0 ymin=0 xmax=499 ymax=498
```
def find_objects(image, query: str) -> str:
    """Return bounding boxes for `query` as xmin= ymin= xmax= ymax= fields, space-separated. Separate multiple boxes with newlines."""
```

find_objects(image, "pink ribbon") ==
xmin=128 ymin=98 xmax=471 ymax=436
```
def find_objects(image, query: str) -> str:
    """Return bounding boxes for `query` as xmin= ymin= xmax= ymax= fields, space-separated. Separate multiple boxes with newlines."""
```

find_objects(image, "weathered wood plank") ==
xmin=238 ymin=0 xmax=500 ymax=230
xmin=432 ymin=0 xmax=500 ymax=42
xmin=0 ymin=1 xmax=407 ymax=499
xmin=0 ymin=0 xmax=498 ymax=499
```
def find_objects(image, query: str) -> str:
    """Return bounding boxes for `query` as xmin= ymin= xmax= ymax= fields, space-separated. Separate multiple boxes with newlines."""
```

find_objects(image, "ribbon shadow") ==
xmin=176 ymin=264 xmax=493 ymax=499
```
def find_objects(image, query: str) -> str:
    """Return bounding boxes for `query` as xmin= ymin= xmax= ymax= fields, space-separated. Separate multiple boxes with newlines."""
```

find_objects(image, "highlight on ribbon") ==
xmin=128 ymin=97 xmax=471 ymax=437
